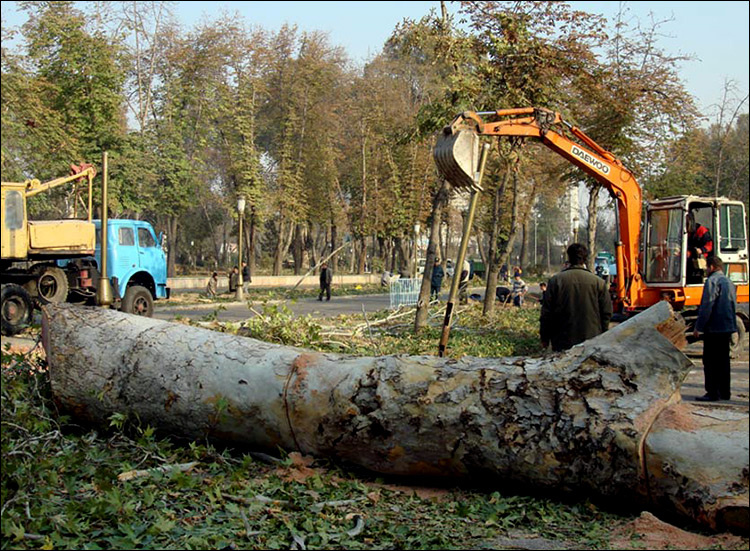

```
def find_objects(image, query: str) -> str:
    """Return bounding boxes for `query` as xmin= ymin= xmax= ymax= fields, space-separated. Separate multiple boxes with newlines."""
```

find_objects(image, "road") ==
xmin=153 ymin=291 xmax=396 ymax=322
xmin=152 ymin=285 xmax=510 ymax=323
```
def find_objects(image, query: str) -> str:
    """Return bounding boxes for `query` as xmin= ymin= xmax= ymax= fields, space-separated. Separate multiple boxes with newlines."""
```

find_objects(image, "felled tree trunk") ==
xmin=41 ymin=302 xmax=748 ymax=534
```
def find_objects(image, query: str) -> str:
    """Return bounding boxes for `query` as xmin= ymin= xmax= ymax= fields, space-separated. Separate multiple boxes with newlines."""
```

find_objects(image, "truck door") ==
xmin=114 ymin=225 xmax=138 ymax=274
xmin=2 ymin=189 xmax=27 ymax=259
xmin=136 ymin=226 xmax=166 ymax=283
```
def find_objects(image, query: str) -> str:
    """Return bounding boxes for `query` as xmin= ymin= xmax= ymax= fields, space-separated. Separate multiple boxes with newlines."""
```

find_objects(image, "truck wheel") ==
xmin=121 ymin=285 xmax=153 ymax=317
xmin=730 ymin=315 xmax=746 ymax=359
xmin=36 ymin=266 xmax=69 ymax=304
xmin=1 ymin=284 xmax=34 ymax=336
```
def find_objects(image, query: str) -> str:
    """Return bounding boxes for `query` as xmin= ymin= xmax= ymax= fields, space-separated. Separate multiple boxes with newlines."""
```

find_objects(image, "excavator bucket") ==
xmin=433 ymin=125 xmax=480 ymax=189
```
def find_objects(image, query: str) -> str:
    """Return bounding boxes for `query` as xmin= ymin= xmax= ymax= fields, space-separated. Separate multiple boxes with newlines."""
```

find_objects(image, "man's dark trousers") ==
xmin=702 ymin=332 xmax=732 ymax=400
xmin=319 ymin=284 xmax=331 ymax=301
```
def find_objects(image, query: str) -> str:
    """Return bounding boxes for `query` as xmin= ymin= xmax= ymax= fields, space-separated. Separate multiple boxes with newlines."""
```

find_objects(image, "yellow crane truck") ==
xmin=2 ymin=165 xmax=96 ymax=335
xmin=2 ymin=164 xmax=169 ymax=336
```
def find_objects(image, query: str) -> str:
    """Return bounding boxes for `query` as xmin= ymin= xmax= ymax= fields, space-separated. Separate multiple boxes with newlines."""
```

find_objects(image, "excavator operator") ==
xmin=687 ymin=212 xmax=714 ymax=283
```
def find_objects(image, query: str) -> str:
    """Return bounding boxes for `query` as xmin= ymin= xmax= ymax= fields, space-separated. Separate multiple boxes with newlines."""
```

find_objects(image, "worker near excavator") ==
xmin=693 ymin=256 xmax=737 ymax=402
xmin=540 ymin=243 xmax=612 ymax=352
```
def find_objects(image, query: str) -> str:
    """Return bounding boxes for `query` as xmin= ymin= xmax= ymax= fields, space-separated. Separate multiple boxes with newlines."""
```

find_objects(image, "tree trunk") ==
xmin=483 ymin=167 xmax=511 ymax=316
xmin=357 ymin=236 xmax=367 ymax=274
xmin=166 ymin=216 xmax=178 ymax=277
xmin=248 ymin=209 xmax=257 ymax=276
xmin=292 ymin=223 xmax=305 ymax=275
xmin=587 ymin=184 xmax=600 ymax=258
xmin=41 ymin=302 xmax=748 ymax=534
xmin=519 ymin=218 xmax=529 ymax=271
xmin=329 ymin=223 xmax=338 ymax=271
xmin=415 ymin=180 xmax=451 ymax=331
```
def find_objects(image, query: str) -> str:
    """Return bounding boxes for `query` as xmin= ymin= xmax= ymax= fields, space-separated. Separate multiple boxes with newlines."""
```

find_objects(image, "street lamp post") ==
xmin=236 ymin=194 xmax=246 ymax=301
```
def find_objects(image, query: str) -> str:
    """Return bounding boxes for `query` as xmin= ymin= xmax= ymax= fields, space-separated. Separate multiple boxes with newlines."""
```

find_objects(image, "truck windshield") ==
xmin=645 ymin=208 xmax=682 ymax=283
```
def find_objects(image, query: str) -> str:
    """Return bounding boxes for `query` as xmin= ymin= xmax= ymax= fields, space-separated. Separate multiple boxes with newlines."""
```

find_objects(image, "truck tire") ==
xmin=121 ymin=285 xmax=153 ymax=317
xmin=730 ymin=315 xmax=746 ymax=359
xmin=1 ymin=284 xmax=34 ymax=336
xmin=36 ymin=266 xmax=69 ymax=304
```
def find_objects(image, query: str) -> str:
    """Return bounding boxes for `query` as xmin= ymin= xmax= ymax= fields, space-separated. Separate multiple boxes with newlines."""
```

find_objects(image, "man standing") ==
xmin=430 ymin=258 xmax=444 ymax=301
xmin=241 ymin=261 xmax=251 ymax=293
xmin=540 ymin=243 xmax=612 ymax=352
xmin=458 ymin=259 xmax=471 ymax=304
xmin=319 ymin=261 xmax=333 ymax=301
xmin=511 ymin=272 xmax=527 ymax=307
xmin=692 ymin=256 xmax=737 ymax=402
xmin=228 ymin=266 xmax=239 ymax=294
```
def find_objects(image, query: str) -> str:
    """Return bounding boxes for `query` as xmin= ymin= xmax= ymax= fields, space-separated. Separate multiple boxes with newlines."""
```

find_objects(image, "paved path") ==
xmin=678 ymin=339 xmax=749 ymax=411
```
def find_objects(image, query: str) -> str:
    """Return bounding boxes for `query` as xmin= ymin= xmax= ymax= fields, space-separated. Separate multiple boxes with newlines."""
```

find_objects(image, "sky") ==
xmin=1 ymin=1 xmax=748 ymax=118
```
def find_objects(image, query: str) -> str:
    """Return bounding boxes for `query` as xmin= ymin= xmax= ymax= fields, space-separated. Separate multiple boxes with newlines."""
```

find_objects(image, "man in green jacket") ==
xmin=540 ymin=243 xmax=613 ymax=352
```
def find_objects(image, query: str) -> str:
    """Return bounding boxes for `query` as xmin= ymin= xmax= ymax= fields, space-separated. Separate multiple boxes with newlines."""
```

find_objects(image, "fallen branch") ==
xmin=117 ymin=461 xmax=198 ymax=481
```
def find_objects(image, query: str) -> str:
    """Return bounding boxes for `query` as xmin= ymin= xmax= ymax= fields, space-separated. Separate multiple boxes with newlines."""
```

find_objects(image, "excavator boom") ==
xmin=433 ymin=108 xmax=642 ymax=309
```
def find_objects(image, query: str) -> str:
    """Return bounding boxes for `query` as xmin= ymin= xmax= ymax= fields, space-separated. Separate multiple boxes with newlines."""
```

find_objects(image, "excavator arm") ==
xmin=434 ymin=107 xmax=642 ymax=308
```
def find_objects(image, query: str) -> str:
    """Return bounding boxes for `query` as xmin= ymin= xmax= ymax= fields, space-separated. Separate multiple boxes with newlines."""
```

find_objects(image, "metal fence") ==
xmin=389 ymin=277 xmax=421 ymax=309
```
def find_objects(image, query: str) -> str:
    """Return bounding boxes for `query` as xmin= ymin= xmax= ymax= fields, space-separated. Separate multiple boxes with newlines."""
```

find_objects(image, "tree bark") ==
xmin=483 ymin=166 xmax=512 ymax=316
xmin=587 ymin=183 xmax=601 ymax=257
xmin=41 ymin=302 xmax=748 ymax=534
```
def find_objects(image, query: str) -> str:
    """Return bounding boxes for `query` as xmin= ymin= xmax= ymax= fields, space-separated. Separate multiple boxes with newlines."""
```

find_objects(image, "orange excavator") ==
xmin=434 ymin=107 xmax=748 ymax=351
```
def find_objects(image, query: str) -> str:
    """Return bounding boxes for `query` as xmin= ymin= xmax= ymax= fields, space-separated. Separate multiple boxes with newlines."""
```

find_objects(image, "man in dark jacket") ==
xmin=693 ymin=256 xmax=737 ymax=402
xmin=318 ymin=262 xmax=333 ymax=301
xmin=540 ymin=243 xmax=612 ymax=351
xmin=241 ymin=261 xmax=251 ymax=293
xmin=430 ymin=258 xmax=444 ymax=301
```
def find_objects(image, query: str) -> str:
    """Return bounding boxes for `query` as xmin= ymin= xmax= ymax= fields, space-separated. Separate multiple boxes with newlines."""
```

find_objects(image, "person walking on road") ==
xmin=693 ymin=256 xmax=738 ymax=402
xmin=241 ymin=261 xmax=251 ymax=293
xmin=540 ymin=243 xmax=612 ymax=352
xmin=319 ymin=261 xmax=333 ymax=301
xmin=430 ymin=258 xmax=444 ymax=301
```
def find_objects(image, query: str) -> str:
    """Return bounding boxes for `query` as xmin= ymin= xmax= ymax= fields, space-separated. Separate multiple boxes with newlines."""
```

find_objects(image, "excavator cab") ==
xmin=643 ymin=196 xmax=749 ymax=290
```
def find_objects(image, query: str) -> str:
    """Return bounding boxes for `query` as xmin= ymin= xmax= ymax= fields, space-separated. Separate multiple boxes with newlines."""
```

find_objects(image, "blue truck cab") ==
xmin=94 ymin=219 xmax=169 ymax=315
xmin=58 ymin=219 xmax=169 ymax=317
